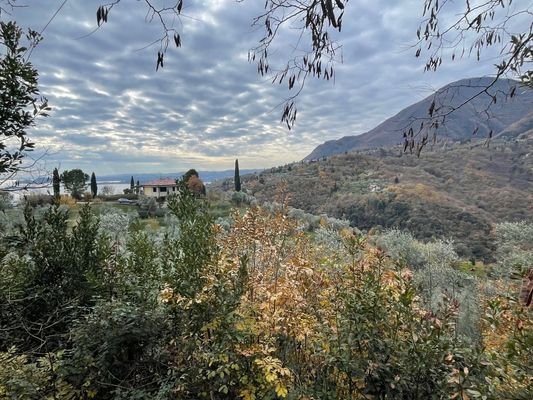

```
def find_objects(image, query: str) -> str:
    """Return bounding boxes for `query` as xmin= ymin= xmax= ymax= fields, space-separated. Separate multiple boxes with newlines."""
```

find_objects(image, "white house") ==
xmin=141 ymin=178 xmax=177 ymax=199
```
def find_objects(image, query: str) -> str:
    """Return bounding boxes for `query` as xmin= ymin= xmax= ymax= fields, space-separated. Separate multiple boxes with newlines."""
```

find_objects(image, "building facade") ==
xmin=141 ymin=178 xmax=177 ymax=199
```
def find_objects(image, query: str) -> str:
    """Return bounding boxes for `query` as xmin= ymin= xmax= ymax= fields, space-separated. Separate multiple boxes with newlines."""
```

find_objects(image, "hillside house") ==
xmin=141 ymin=178 xmax=177 ymax=199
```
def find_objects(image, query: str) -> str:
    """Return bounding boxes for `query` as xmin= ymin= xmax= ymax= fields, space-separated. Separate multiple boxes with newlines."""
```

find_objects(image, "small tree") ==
xmin=187 ymin=175 xmax=206 ymax=197
xmin=0 ymin=190 xmax=12 ymax=210
xmin=61 ymin=169 xmax=89 ymax=200
xmin=101 ymin=185 xmax=114 ymax=196
xmin=234 ymin=159 xmax=241 ymax=192
xmin=182 ymin=169 xmax=205 ymax=196
xmin=90 ymin=172 xmax=98 ymax=198
xmin=137 ymin=196 xmax=157 ymax=218
xmin=183 ymin=169 xmax=199 ymax=182
xmin=52 ymin=167 xmax=60 ymax=200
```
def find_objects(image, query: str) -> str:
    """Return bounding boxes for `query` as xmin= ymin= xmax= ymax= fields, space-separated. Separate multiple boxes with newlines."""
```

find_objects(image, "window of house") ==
xmin=152 ymin=187 xmax=157 ymax=192
xmin=172 ymin=187 xmax=176 ymax=191
xmin=160 ymin=187 xmax=167 ymax=192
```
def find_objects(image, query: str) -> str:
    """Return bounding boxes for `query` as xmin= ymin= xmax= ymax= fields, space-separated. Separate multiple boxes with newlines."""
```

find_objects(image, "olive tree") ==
xmin=493 ymin=221 xmax=533 ymax=279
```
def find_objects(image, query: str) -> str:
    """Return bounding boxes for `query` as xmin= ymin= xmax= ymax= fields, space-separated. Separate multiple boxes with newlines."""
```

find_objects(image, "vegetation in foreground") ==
xmin=0 ymin=179 xmax=531 ymax=399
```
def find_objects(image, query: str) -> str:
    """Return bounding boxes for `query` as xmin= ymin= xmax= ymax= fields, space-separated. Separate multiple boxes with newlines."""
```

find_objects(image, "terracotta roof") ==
xmin=142 ymin=178 xmax=177 ymax=186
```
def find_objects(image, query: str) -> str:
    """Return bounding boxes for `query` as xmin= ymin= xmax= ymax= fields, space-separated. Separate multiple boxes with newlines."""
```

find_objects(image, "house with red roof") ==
xmin=141 ymin=178 xmax=177 ymax=199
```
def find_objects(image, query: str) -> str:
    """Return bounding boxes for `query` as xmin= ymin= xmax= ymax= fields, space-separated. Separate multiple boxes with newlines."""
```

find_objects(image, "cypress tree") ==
xmin=234 ymin=159 xmax=241 ymax=192
xmin=136 ymin=180 xmax=140 ymax=194
xmin=90 ymin=172 xmax=98 ymax=198
xmin=130 ymin=176 xmax=134 ymax=190
xmin=52 ymin=167 xmax=60 ymax=200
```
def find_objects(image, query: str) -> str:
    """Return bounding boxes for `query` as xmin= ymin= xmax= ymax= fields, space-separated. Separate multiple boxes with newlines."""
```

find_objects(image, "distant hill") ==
xmin=305 ymin=77 xmax=533 ymax=160
xmin=235 ymin=135 xmax=533 ymax=261
xmin=99 ymin=169 xmax=263 ymax=184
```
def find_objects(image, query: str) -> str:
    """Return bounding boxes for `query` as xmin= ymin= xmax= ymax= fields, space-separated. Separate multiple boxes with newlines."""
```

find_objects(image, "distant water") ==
xmin=4 ymin=182 xmax=131 ymax=204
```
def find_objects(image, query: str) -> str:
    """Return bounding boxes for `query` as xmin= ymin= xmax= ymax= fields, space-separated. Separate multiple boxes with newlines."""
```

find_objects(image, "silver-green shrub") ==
xmin=493 ymin=221 xmax=533 ymax=278
xmin=377 ymin=229 xmax=480 ymax=339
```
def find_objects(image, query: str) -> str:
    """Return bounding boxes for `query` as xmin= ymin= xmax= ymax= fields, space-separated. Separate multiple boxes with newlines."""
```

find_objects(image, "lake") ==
xmin=4 ymin=181 xmax=131 ymax=204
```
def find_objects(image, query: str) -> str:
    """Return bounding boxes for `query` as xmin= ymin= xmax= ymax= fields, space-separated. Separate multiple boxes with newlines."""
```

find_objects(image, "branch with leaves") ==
xmin=0 ymin=21 xmax=49 ymax=178
xmin=248 ymin=0 xmax=347 ymax=129
xmin=94 ymin=1 xmax=346 ymax=129
xmin=402 ymin=0 xmax=533 ymax=154
xmin=417 ymin=0 xmax=532 ymax=85
xmin=96 ymin=0 xmax=184 ymax=71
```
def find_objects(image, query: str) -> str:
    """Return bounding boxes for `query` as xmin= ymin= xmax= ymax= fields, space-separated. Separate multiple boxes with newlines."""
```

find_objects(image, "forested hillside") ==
xmin=239 ymin=136 xmax=533 ymax=261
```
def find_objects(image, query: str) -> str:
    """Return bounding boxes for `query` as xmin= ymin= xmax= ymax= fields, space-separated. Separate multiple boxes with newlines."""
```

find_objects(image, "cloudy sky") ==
xmin=5 ymin=0 xmax=529 ymax=175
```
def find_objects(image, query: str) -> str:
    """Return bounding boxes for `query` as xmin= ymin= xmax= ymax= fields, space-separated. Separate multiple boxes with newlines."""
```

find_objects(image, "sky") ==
xmin=4 ymin=0 xmax=530 ymax=175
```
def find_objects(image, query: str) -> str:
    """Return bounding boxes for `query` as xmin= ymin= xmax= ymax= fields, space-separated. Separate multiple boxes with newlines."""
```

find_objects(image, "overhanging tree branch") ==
xmin=0 ymin=21 xmax=50 ymax=180
xmin=401 ymin=0 xmax=533 ymax=155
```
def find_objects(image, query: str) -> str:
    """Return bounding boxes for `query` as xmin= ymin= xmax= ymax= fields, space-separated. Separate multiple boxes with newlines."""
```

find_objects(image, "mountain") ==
xmin=305 ymin=77 xmax=533 ymax=160
xmin=234 ymin=135 xmax=533 ymax=262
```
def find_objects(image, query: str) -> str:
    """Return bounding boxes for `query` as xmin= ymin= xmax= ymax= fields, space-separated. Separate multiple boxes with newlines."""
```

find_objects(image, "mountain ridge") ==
xmin=98 ymin=169 xmax=263 ymax=184
xmin=305 ymin=77 xmax=533 ymax=160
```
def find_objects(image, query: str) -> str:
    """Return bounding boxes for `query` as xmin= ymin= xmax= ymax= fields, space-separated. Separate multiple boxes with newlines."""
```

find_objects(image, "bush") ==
xmin=231 ymin=190 xmax=256 ymax=206
xmin=22 ymin=193 xmax=53 ymax=207
xmin=493 ymin=221 xmax=533 ymax=278
xmin=376 ymin=229 xmax=481 ymax=339
xmin=0 ymin=191 xmax=13 ymax=210
xmin=1 ymin=196 xmax=530 ymax=399
xmin=98 ymin=210 xmax=134 ymax=240
xmin=99 ymin=193 xmax=138 ymax=202
xmin=65 ymin=300 xmax=170 ymax=399
xmin=58 ymin=194 xmax=76 ymax=206
xmin=137 ymin=196 xmax=157 ymax=219
xmin=376 ymin=229 xmax=427 ymax=270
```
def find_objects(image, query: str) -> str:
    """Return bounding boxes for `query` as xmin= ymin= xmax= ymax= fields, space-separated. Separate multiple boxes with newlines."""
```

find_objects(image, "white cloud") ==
xmin=5 ymin=0 xmax=520 ymax=175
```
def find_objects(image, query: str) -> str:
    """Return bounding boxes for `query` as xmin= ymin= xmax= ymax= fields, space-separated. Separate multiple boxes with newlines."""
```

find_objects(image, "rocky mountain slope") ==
xmin=305 ymin=77 xmax=533 ymax=160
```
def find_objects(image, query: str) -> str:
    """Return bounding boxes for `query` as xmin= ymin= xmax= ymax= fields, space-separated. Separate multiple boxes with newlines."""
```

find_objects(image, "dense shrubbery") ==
xmin=376 ymin=229 xmax=481 ymax=339
xmin=136 ymin=195 xmax=158 ymax=218
xmin=0 ymin=191 xmax=12 ymax=210
xmin=343 ymin=191 xmax=496 ymax=261
xmin=230 ymin=190 xmax=350 ymax=233
xmin=0 ymin=182 xmax=531 ymax=399
xmin=22 ymin=193 xmax=54 ymax=207
xmin=493 ymin=221 xmax=533 ymax=279
xmin=231 ymin=190 xmax=257 ymax=206
xmin=98 ymin=193 xmax=139 ymax=202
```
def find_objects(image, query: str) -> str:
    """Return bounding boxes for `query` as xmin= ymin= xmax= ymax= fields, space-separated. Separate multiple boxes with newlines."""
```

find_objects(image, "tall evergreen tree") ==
xmin=234 ymin=159 xmax=241 ymax=192
xmin=90 ymin=172 xmax=98 ymax=198
xmin=130 ymin=176 xmax=134 ymax=190
xmin=52 ymin=167 xmax=60 ymax=200
xmin=136 ymin=180 xmax=140 ymax=194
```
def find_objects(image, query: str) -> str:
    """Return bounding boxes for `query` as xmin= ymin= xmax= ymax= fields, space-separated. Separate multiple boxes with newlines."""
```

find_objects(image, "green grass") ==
xmin=456 ymin=260 xmax=488 ymax=278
